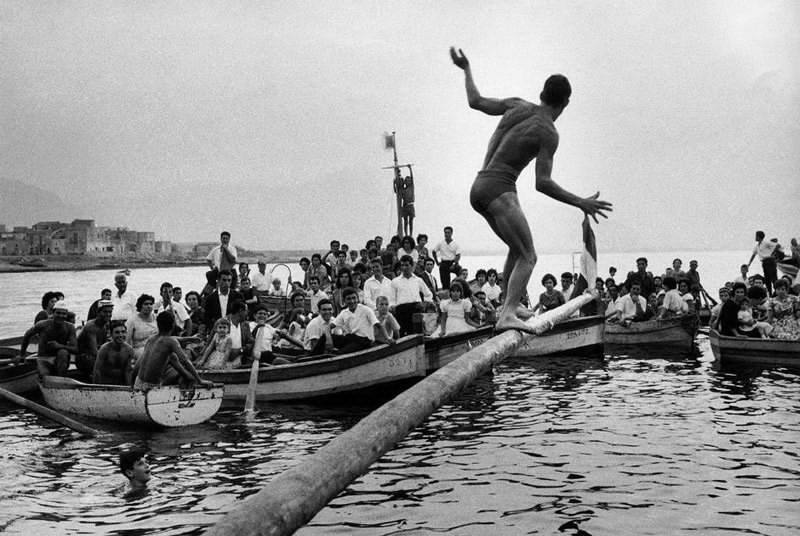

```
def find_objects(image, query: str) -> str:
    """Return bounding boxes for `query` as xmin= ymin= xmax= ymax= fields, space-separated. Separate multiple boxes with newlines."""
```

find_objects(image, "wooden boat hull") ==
xmin=709 ymin=329 xmax=800 ymax=367
xmin=200 ymin=335 xmax=426 ymax=401
xmin=424 ymin=326 xmax=493 ymax=372
xmin=39 ymin=376 xmax=224 ymax=427
xmin=0 ymin=348 xmax=37 ymax=394
xmin=605 ymin=316 xmax=697 ymax=347
xmin=514 ymin=315 xmax=605 ymax=357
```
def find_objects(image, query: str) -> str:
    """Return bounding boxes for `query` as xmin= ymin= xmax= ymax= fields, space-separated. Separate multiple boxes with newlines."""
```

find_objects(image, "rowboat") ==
xmin=424 ymin=326 xmax=493 ymax=372
xmin=39 ymin=376 xmax=224 ymax=427
xmin=605 ymin=316 xmax=697 ymax=348
xmin=0 ymin=348 xmax=38 ymax=394
xmin=199 ymin=334 xmax=426 ymax=401
xmin=514 ymin=315 xmax=605 ymax=358
xmin=422 ymin=314 xmax=605 ymax=371
xmin=709 ymin=329 xmax=800 ymax=367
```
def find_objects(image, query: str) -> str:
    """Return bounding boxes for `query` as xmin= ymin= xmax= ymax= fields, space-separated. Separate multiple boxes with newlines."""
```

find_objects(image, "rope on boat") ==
xmin=206 ymin=291 xmax=596 ymax=536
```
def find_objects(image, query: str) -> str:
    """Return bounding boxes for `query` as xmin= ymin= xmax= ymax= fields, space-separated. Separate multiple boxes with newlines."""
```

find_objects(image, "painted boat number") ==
xmin=565 ymin=328 xmax=590 ymax=340
xmin=388 ymin=355 xmax=414 ymax=369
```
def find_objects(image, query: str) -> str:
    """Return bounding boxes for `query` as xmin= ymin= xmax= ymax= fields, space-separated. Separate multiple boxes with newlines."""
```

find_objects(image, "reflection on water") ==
xmin=1 ymin=334 xmax=798 ymax=535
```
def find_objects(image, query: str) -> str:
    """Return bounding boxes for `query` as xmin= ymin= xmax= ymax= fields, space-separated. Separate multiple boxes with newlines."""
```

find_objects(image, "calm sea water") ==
xmin=2 ymin=251 xmax=797 ymax=535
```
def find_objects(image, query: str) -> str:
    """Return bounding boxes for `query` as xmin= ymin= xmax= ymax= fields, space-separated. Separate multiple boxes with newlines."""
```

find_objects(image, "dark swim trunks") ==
xmin=469 ymin=169 xmax=519 ymax=213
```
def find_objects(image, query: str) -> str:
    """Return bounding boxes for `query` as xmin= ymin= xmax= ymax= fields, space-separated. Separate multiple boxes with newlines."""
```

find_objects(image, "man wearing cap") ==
xmin=111 ymin=273 xmax=136 ymax=321
xmin=251 ymin=259 xmax=271 ymax=292
xmin=19 ymin=301 xmax=78 ymax=377
xmin=76 ymin=299 xmax=114 ymax=377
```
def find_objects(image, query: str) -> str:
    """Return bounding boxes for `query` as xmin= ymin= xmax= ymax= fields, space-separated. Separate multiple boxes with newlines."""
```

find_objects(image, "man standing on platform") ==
xmin=400 ymin=168 xmax=416 ymax=237
xmin=450 ymin=47 xmax=611 ymax=333
xmin=432 ymin=226 xmax=460 ymax=291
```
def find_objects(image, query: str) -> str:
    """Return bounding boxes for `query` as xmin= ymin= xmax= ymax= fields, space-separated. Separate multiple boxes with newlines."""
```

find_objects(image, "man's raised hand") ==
xmin=581 ymin=192 xmax=613 ymax=224
xmin=449 ymin=47 xmax=469 ymax=70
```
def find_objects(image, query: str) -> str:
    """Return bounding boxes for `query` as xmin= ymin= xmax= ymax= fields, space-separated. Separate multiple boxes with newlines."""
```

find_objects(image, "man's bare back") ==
xmin=483 ymin=102 xmax=558 ymax=175
xmin=137 ymin=335 xmax=182 ymax=385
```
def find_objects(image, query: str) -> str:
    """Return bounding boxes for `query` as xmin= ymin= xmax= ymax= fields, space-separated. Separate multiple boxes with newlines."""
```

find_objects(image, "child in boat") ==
xmin=439 ymin=282 xmax=480 ymax=337
xmin=199 ymin=318 xmax=235 ymax=369
xmin=120 ymin=449 xmax=151 ymax=493
xmin=375 ymin=296 xmax=401 ymax=341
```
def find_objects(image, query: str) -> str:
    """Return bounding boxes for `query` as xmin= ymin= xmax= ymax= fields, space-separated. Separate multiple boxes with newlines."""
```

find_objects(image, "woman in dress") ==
xmin=439 ymin=282 xmax=480 ymax=337
xmin=767 ymin=279 xmax=798 ymax=339
xmin=532 ymin=274 xmax=565 ymax=315
xmin=198 ymin=318 xmax=235 ymax=369
xmin=126 ymin=294 xmax=158 ymax=362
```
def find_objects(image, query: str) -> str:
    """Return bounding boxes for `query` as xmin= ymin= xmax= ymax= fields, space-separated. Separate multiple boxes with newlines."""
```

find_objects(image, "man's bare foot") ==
xmin=495 ymin=315 xmax=538 ymax=335
xmin=515 ymin=305 xmax=534 ymax=320
xmin=499 ymin=305 xmax=534 ymax=320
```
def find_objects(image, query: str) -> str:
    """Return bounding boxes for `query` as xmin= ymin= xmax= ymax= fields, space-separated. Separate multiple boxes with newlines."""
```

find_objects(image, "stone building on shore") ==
xmin=0 ymin=220 xmax=172 ymax=258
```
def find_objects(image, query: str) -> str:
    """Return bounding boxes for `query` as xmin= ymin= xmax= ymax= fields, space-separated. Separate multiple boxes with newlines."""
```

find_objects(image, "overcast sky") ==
xmin=2 ymin=1 xmax=797 ymax=252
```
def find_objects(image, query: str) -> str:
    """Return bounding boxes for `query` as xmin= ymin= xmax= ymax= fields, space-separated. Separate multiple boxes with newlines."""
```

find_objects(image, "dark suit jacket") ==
xmin=419 ymin=271 xmax=438 ymax=296
xmin=204 ymin=289 xmax=244 ymax=328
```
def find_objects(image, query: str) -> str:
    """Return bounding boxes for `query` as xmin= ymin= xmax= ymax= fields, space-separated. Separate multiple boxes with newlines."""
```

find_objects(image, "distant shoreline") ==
xmin=0 ymin=255 xmax=303 ymax=274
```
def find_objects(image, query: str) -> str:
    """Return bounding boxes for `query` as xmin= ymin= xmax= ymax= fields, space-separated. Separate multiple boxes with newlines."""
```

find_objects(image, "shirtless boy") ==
xmin=20 ymin=300 xmax=77 ymax=376
xmin=132 ymin=311 xmax=212 ymax=390
xmin=450 ymin=47 xmax=612 ymax=333
xmin=76 ymin=300 xmax=113 ymax=377
xmin=93 ymin=321 xmax=135 ymax=385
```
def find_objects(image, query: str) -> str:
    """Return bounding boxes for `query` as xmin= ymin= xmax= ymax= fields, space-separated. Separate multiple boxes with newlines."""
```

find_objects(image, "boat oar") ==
xmin=0 ymin=386 xmax=99 ymax=437
xmin=243 ymin=354 xmax=261 ymax=417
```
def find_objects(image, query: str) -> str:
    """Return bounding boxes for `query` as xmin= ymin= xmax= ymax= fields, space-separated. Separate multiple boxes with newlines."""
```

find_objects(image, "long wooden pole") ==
xmin=207 ymin=292 xmax=595 ymax=536
xmin=391 ymin=132 xmax=403 ymax=238
xmin=0 ymin=386 xmax=99 ymax=437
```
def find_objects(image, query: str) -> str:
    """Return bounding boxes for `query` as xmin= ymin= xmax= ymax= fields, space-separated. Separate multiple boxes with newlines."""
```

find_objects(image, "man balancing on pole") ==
xmin=450 ymin=47 xmax=612 ymax=334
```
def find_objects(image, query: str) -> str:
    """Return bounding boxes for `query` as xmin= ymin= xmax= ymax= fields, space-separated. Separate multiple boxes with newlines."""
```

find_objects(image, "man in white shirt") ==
xmin=391 ymin=255 xmax=433 ymax=336
xmin=657 ymin=276 xmax=688 ymax=319
xmin=432 ymin=226 xmax=460 ymax=290
xmin=364 ymin=259 xmax=393 ymax=309
xmin=747 ymin=230 xmax=779 ymax=295
xmin=304 ymin=299 xmax=336 ymax=355
xmin=251 ymin=259 xmax=271 ymax=292
xmin=154 ymin=282 xmax=191 ymax=335
xmin=206 ymin=231 xmax=239 ymax=288
xmin=332 ymin=289 xmax=393 ymax=353
xmin=306 ymin=276 xmax=329 ymax=315
xmin=111 ymin=273 xmax=136 ymax=321
xmin=250 ymin=305 xmax=302 ymax=364
xmin=614 ymin=282 xmax=650 ymax=326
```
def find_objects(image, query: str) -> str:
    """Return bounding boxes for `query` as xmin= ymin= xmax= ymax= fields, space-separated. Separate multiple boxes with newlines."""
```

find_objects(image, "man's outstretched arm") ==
xmin=450 ymin=47 xmax=513 ymax=116
xmin=535 ymin=142 xmax=613 ymax=223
